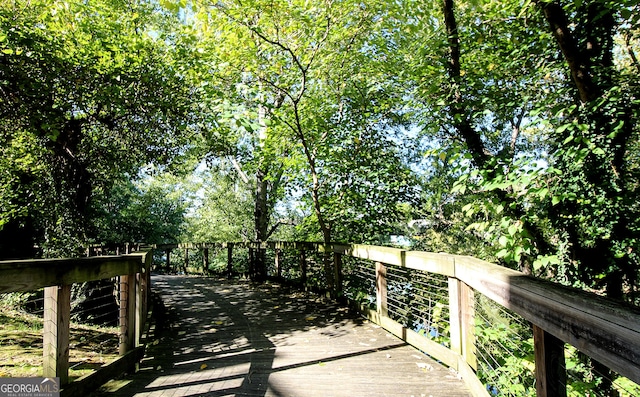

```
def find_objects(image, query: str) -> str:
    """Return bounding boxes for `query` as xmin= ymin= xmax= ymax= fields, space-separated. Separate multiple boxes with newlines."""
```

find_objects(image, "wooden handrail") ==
xmin=0 ymin=254 xmax=148 ymax=293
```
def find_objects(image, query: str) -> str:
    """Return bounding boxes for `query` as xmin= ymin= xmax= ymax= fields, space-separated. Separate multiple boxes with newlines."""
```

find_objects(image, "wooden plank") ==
xmin=154 ymin=243 xmax=179 ymax=250
xmin=534 ymin=325 xmax=567 ymax=397
xmin=60 ymin=346 xmax=145 ymax=397
xmin=317 ymin=243 xmax=351 ymax=254
xmin=134 ymin=276 xmax=471 ymax=397
xmin=404 ymin=320 xmax=460 ymax=369
xmin=454 ymin=255 xmax=640 ymax=385
xmin=0 ymin=254 xmax=146 ymax=293
xmin=43 ymin=285 xmax=71 ymax=385
xmin=405 ymin=251 xmax=455 ymax=276
xmin=361 ymin=307 xmax=459 ymax=368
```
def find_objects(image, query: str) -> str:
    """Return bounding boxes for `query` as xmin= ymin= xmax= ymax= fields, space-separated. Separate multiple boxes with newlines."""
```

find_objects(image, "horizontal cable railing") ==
xmin=153 ymin=241 xmax=640 ymax=397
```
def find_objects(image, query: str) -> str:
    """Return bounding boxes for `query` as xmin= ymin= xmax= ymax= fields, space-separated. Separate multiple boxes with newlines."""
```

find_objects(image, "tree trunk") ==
xmin=440 ymin=0 xmax=552 ymax=265
xmin=539 ymin=0 xmax=635 ymax=302
xmin=253 ymin=167 xmax=269 ymax=281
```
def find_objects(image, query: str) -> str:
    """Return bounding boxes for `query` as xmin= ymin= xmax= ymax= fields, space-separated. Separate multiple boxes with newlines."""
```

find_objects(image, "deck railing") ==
xmin=0 ymin=249 xmax=151 ymax=396
xmin=157 ymin=241 xmax=640 ymax=397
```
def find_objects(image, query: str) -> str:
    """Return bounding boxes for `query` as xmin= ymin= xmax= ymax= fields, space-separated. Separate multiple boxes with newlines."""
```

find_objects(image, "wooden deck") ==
xmin=92 ymin=275 xmax=470 ymax=397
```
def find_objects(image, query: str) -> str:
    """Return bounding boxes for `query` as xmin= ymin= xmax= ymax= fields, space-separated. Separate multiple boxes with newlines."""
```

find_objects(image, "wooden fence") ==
xmin=0 ymin=250 xmax=152 ymax=396
xmin=157 ymin=241 xmax=640 ymax=397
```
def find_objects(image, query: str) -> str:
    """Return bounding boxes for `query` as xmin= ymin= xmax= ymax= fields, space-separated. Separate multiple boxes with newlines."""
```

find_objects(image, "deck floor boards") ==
xmin=93 ymin=275 xmax=470 ymax=397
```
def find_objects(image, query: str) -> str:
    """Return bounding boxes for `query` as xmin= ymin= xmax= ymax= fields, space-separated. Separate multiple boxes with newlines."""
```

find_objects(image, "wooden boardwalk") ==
xmin=93 ymin=275 xmax=470 ymax=397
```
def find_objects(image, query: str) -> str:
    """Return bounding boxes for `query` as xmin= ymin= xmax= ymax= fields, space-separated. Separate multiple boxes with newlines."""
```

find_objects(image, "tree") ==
xmin=436 ymin=0 xmax=556 ymax=270
xmin=0 ymin=0 xmax=199 ymax=256
xmin=89 ymin=173 xmax=189 ymax=246
xmin=401 ymin=3 xmax=639 ymax=393
xmin=222 ymin=0 xmax=414 ymax=234
xmin=184 ymin=161 xmax=255 ymax=243
xmin=183 ymin=0 xmax=419 ymax=283
xmin=405 ymin=0 xmax=639 ymax=300
xmin=537 ymin=0 xmax=640 ymax=300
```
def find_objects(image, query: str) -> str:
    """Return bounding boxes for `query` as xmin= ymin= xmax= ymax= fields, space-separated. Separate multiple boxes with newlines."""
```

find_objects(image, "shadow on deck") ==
xmin=92 ymin=275 xmax=470 ymax=397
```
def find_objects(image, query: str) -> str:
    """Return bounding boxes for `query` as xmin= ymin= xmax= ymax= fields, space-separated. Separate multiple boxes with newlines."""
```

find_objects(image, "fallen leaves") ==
xmin=416 ymin=362 xmax=434 ymax=372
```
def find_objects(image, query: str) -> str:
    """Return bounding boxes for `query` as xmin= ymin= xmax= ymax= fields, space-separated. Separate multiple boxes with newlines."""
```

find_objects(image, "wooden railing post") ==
xmin=448 ymin=278 xmax=477 ymax=370
xmin=144 ymin=252 xmax=151 ymax=315
xmin=299 ymin=246 xmax=307 ymax=287
xmin=248 ymin=246 xmax=255 ymax=278
xmin=135 ymin=271 xmax=143 ymax=348
xmin=43 ymin=284 xmax=71 ymax=385
xmin=203 ymin=247 xmax=209 ymax=275
xmin=333 ymin=252 xmax=343 ymax=298
xmin=119 ymin=274 xmax=136 ymax=355
xmin=375 ymin=262 xmax=388 ymax=317
xmin=183 ymin=248 xmax=189 ymax=274
xmin=449 ymin=278 xmax=462 ymax=357
xmin=257 ymin=243 xmax=267 ymax=280
xmin=134 ymin=250 xmax=152 ymax=348
xmin=275 ymin=248 xmax=283 ymax=280
xmin=134 ymin=256 xmax=149 ymax=348
xmin=227 ymin=243 xmax=234 ymax=278
xmin=534 ymin=325 xmax=567 ymax=397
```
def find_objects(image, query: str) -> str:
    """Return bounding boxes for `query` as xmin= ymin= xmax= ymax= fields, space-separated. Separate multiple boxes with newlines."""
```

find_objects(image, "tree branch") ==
xmin=442 ymin=0 xmax=492 ymax=169
xmin=538 ymin=1 xmax=597 ymax=102
xmin=624 ymin=32 xmax=640 ymax=74
xmin=228 ymin=156 xmax=250 ymax=184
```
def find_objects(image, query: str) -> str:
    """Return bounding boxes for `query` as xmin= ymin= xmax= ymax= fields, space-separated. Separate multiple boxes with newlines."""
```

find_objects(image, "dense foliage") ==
xmin=1 ymin=0 xmax=639 ymax=303
xmin=0 ymin=0 xmax=198 ymax=256
xmin=411 ymin=0 xmax=640 ymax=302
